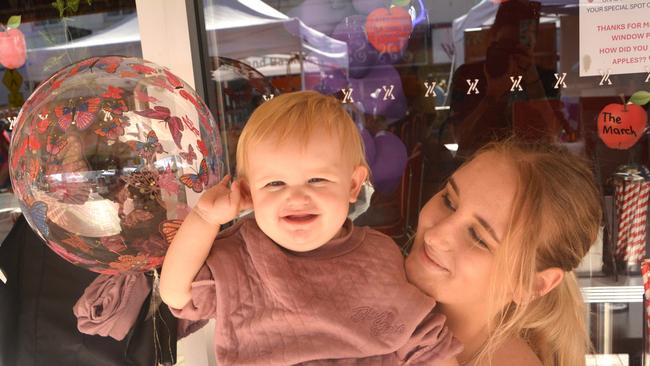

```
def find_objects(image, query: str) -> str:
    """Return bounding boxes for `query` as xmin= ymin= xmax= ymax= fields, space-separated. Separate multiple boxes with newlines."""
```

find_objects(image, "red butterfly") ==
xmin=134 ymin=106 xmax=184 ymax=149
xmin=181 ymin=115 xmax=200 ymax=136
xmin=197 ymin=140 xmax=208 ymax=156
xmin=159 ymin=219 xmax=182 ymax=245
xmin=134 ymin=89 xmax=159 ymax=103
xmin=127 ymin=130 xmax=165 ymax=161
xmin=24 ymin=156 xmax=41 ymax=181
xmin=11 ymin=137 xmax=28 ymax=171
xmin=46 ymin=135 xmax=68 ymax=155
xmin=44 ymin=134 xmax=88 ymax=175
xmin=103 ymin=99 xmax=128 ymax=116
xmin=25 ymin=127 xmax=41 ymax=150
xmin=95 ymin=56 xmax=121 ymax=73
xmin=66 ymin=57 xmax=100 ymax=78
xmin=151 ymin=76 xmax=175 ymax=93
xmin=129 ymin=63 xmax=156 ymax=74
xmin=50 ymin=77 xmax=64 ymax=91
xmin=54 ymin=98 xmax=101 ymax=131
xmin=37 ymin=111 xmax=53 ymax=133
xmin=180 ymin=159 xmax=208 ymax=193
xmin=123 ymin=209 xmax=154 ymax=228
xmin=179 ymin=144 xmax=196 ymax=164
xmin=179 ymin=89 xmax=211 ymax=121
xmin=100 ymin=235 xmax=128 ymax=254
xmin=120 ymin=70 xmax=138 ymax=78
xmin=94 ymin=116 xmax=127 ymax=140
xmin=62 ymin=235 xmax=93 ymax=254
xmin=158 ymin=165 xmax=180 ymax=195
xmin=101 ymin=85 xmax=124 ymax=99
xmin=163 ymin=69 xmax=183 ymax=89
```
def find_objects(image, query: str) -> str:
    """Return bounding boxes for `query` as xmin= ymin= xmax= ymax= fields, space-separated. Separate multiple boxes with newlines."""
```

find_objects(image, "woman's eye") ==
xmin=265 ymin=181 xmax=285 ymax=188
xmin=442 ymin=193 xmax=456 ymax=211
xmin=469 ymin=227 xmax=489 ymax=251
xmin=308 ymin=178 xmax=327 ymax=184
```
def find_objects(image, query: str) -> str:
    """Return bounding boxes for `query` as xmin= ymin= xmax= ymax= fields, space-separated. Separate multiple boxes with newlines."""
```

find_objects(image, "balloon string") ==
xmin=150 ymin=269 xmax=175 ymax=365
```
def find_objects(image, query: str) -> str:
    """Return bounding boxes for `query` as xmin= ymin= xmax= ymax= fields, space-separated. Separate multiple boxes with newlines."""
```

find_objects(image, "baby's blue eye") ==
xmin=265 ymin=181 xmax=285 ymax=188
xmin=308 ymin=178 xmax=327 ymax=184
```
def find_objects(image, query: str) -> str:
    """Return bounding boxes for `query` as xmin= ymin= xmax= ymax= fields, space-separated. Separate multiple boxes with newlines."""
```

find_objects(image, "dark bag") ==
xmin=0 ymin=215 xmax=177 ymax=366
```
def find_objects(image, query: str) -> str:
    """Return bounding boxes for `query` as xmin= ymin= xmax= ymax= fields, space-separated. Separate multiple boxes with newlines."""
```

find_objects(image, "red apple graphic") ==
xmin=597 ymin=103 xmax=647 ymax=150
xmin=0 ymin=27 xmax=26 ymax=69
xmin=365 ymin=7 xmax=413 ymax=54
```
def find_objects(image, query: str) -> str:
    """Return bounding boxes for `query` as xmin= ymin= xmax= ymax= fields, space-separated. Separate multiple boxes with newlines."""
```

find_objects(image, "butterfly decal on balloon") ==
xmin=101 ymin=85 xmax=124 ymax=99
xmin=129 ymin=63 xmax=156 ymax=75
xmin=22 ymin=200 xmax=50 ymax=237
xmin=44 ymin=134 xmax=92 ymax=205
xmin=127 ymin=130 xmax=165 ymax=162
xmin=95 ymin=102 xmax=130 ymax=140
xmin=179 ymin=144 xmax=197 ymax=164
xmin=134 ymin=88 xmax=159 ymax=103
xmin=180 ymin=90 xmax=213 ymax=134
xmin=46 ymin=135 xmax=67 ymax=155
xmin=94 ymin=117 xmax=128 ymax=140
xmin=180 ymin=158 xmax=208 ymax=193
xmin=54 ymin=97 xmax=101 ymax=131
xmin=181 ymin=115 xmax=200 ymax=136
xmin=159 ymin=219 xmax=182 ymax=245
xmin=100 ymin=235 xmax=128 ymax=254
xmin=134 ymin=106 xmax=184 ymax=149
xmin=66 ymin=57 xmax=100 ymax=78
xmin=94 ymin=56 xmax=121 ymax=74
xmin=36 ymin=110 xmax=53 ymax=133
xmin=158 ymin=165 xmax=180 ymax=196
xmin=122 ymin=209 xmax=154 ymax=228
xmin=163 ymin=69 xmax=183 ymax=89
xmin=197 ymin=140 xmax=208 ymax=156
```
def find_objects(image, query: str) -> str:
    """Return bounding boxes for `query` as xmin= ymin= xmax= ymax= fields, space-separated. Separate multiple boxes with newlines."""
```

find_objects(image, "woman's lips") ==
xmin=422 ymin=245 xmax=450 ymax=273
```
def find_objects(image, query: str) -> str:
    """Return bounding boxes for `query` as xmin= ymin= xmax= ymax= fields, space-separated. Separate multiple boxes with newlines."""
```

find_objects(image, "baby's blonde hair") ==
xmin=235 ymin=91 xmax=368 ymax=179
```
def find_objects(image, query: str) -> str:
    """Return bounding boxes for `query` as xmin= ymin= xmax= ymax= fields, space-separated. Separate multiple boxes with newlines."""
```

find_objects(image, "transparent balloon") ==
xmin=9 ymin=56 xmax=225 ymax=274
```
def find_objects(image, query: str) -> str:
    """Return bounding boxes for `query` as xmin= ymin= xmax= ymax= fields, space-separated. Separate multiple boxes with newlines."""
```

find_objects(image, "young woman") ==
xmin=406 ymin=139 xmax=601 ymax=366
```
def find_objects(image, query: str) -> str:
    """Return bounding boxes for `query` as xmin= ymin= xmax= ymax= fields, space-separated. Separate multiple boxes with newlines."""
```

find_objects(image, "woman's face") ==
xmin=405 ymin=152 xmax=518 ymax=306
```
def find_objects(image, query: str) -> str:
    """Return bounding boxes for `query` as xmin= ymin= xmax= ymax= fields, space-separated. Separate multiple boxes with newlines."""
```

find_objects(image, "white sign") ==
xmin=580 ymin=0 xmax=650 ymax=76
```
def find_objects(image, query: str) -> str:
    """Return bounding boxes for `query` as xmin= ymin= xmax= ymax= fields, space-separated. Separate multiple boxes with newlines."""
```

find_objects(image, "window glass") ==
xmin=200 ymin=5 xmax=650 ymax=362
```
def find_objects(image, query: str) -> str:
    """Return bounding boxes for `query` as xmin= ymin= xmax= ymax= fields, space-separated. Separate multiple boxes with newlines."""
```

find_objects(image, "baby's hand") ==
xmin=192 ymin=175 xmax=250 ymax=226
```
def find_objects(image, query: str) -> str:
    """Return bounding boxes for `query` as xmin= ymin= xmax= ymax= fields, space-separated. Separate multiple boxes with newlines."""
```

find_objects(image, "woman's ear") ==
xmin=349 ymin=165 xmax=369 ymax=203
xmin=512 ymin=267 xmax=564 ymax=305
xmin=534 ymin=267 xmax=564 ymax=297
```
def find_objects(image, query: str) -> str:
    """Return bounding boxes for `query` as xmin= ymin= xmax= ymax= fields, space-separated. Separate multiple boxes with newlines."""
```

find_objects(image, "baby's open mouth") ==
xmin=283 ymin=214 xmax=317 ymax=223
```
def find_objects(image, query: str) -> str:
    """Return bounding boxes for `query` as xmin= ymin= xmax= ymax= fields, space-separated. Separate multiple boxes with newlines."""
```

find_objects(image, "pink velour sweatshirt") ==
xmin=171 ymin=217 xmax=461 ymax=365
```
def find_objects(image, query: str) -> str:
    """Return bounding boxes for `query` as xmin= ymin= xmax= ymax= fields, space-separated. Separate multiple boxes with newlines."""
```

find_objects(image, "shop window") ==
xmin=198 ymin=1 xmax=650 ymax=364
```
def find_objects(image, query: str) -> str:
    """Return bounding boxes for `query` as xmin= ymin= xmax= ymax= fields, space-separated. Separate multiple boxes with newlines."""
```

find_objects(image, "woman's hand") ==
xmin=193 ymin=175 xmax=252 ymax=226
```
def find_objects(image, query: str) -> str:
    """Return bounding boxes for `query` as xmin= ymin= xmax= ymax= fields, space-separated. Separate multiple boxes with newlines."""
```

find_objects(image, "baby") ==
xmin=160 ymin=91 xmax=460 ymax=365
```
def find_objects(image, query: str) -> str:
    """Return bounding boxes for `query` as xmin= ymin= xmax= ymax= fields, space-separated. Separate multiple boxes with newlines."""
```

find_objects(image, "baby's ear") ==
xmin=237 ymin=179 xmax=253 ymax=210
xmin=349 ymin=165 xmax=369 ymax=203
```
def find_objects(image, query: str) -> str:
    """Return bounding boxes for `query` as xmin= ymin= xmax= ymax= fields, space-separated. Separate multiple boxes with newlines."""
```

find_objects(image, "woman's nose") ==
xmin=422 ymin=219 xmax=456 ymax=252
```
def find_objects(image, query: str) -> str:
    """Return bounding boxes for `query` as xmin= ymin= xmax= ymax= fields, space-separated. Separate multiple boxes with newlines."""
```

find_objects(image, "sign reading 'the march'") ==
xmin=580 ymin=0 xmax=650 ymax=76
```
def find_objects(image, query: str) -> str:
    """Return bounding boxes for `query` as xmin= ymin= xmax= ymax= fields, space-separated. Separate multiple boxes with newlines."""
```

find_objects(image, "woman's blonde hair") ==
xmin=235 ymin=91 xmax=368 ymax=179
xmin=470 ymin=139 xmax=601 ymax=366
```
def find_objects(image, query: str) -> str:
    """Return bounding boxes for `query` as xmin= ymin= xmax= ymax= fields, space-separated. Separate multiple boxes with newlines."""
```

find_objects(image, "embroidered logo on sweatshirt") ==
xmin=350 ymin=306 xmax=405 ymax=337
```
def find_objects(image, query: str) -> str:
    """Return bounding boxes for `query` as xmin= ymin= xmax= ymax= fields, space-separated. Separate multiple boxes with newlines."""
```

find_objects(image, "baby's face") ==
xmin=244 ymin=132 xmax=366 ymax=252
